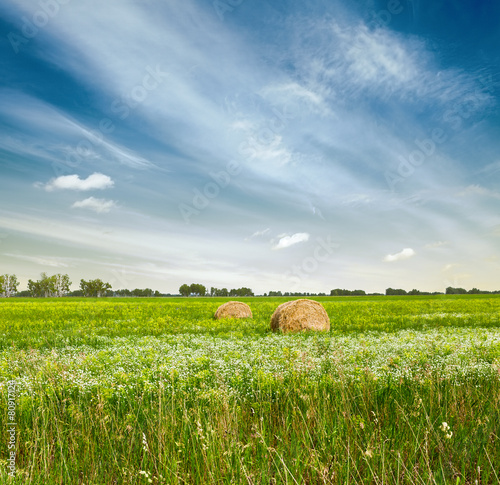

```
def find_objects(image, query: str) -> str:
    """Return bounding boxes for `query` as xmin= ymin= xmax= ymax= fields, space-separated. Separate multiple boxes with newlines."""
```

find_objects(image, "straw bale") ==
xmin=271 ymin=299 xmax=330 ymax=333
xmin=214 ymin=301 xmax=253 ymax=319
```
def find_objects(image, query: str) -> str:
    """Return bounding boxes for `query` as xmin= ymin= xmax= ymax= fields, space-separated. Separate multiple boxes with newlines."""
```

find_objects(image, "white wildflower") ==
xmin=142 ymin=433 xmax=149 ymax=452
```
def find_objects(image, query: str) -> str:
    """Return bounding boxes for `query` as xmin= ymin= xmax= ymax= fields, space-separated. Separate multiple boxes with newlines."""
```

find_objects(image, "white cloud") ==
xmin=383 ymin=247 xmax=415 ymax=262
xmin=71 ymin=197 xmax=116 ymax=213
xmin=273 ymin=232 xmax=310 ymax=250
xmin=44 ymin=173 xmax=114 ymax=192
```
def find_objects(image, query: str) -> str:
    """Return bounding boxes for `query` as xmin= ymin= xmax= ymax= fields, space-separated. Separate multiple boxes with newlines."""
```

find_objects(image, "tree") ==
xmin=40 ymin=272 xmax=56 ymax=297
xmin=27 ymin=273 xmax=57 ymax=297
xmin=0 ymin=274 xmax=19 ymax=297
xmin=446 ymin=287 xmax=467 ymax=295
xmin=132 ymin=288 xmax=154 ymax=297
xmin=179 ymin=284 xmax=190 ymax=297
xmin=27 ymin=279 xmax=42 ymax=298
xmin=53 ymin=273 xmax=71 ymax=297
xmin=189 ymin=283 xmax=206 ymax=296
xmin=330 ymin=289 xmax=366 ymax=296
xmin=229 ymin=287 xmax=254 ymax=297
xmin=386 ymin=288 xmax=407 ymax=296
xmin=80 ymin=279 xmax=112 ymax=297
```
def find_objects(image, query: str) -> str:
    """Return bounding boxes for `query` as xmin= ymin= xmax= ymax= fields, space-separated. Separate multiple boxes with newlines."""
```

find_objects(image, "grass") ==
xmin=0 ymin=295 xmax=499 ymax=484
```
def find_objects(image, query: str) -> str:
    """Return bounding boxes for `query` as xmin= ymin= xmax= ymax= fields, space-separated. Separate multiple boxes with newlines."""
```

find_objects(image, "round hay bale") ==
xmin=214 ymin=301 xmax=253 ymax=319
xmin=271 ymin=299 xmax=330 ymax=333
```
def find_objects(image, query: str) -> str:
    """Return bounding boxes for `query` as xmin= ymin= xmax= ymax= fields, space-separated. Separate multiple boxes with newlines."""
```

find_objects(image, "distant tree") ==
xmin=0 ymin=274 xmax=19 ymax=297
xmin=446 ymin=287 xmax=467 ymax=295
xmin=53 ymin=274 xmax=71 ymax=297
xmin=27 ymin=279 xmax=42 ymax=298
xmin=331 ymin=289 xmax=366 ymax=296
xmin=229 ymin=287 xmax=254 ymax=297
xmin=131 ymin=288 xmax=154 ymax=297
xmin=269 ymin=291 xmax=283 ymax=297
xmin=40 ymin=272 xmax=56 ymax=297
xmin=80 ymin=279 xmax=112 ymax=297
xmin=386 ymin=288 xmax=407 ymax=296
xmin=179 ymin=284 xmax=190 ymax=297
xmin=189 ymin=283 xmax=206 ymax=296
xmin=27 ymin=273 xmax=61 ymax=298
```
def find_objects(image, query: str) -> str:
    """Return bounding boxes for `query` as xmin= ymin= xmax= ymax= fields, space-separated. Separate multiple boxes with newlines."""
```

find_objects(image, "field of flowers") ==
xmin=1 ymin=295 xmax=500 ymax=484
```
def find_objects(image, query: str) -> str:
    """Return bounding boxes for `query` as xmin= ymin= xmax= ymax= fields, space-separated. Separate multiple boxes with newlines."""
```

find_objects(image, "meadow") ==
xmin=1 ymin=295 xmax=499 ymax=484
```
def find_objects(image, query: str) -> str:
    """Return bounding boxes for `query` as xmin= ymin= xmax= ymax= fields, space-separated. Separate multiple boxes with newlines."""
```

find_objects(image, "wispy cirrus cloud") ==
xmin=3 ymin=253 xmax=70 ymax=268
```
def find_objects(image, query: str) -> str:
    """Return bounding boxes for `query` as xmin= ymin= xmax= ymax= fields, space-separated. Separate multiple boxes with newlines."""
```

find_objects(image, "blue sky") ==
xmin=0 ymin=0 xmax=499 ymax=294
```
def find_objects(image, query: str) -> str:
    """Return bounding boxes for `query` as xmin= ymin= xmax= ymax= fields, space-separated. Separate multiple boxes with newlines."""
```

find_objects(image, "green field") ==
xmin=1 ymin=296 xmax=500 ymax=484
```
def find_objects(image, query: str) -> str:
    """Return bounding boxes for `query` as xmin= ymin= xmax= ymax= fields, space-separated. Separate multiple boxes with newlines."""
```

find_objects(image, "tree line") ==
xmin=0 ymin=273 xmax=168 ymax=298
xmin=1 ymin=273 xmax=498 ymax=297
xmin=178 ymin=284 xmax=254 ymax=297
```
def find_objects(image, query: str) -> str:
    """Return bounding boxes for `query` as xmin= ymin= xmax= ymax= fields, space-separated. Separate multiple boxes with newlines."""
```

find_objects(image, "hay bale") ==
xmin=271 ymin=299 xmax=330 ymax=333
xmin=214 ymin=301 xmax=253 ymax=319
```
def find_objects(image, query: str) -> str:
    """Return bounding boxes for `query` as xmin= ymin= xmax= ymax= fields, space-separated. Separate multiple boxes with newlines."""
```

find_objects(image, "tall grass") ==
xmin=2 ymin=371 xmax=499 ymax=484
